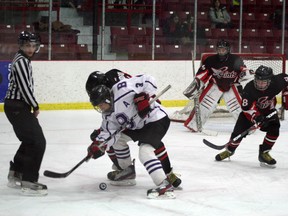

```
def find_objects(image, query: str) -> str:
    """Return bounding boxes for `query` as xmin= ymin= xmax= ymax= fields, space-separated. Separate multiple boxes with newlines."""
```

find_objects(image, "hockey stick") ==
xmin=43 ymin=84 xmax=172 ymax=178
xmin=191 ymin=51 xmax=202 ymax=132
xmin=43 ymin=156 xmax=90 ymax=178
xmin=190 ymin=51 xmax=218 ymax=136
xmin=203 ymin=110 xmax=277 ymax=150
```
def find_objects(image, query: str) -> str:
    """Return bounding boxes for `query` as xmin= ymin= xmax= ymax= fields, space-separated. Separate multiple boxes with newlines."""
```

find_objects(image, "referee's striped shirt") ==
xmin=5 ymin=50 xmax=39 ymax=111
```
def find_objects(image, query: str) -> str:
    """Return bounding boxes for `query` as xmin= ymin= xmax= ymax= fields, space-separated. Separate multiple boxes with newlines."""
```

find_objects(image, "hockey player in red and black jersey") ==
xmin=215 ymin=65 xmax=288 ymax=167
xmin=182 ymin=39 xmax=253 ymax=132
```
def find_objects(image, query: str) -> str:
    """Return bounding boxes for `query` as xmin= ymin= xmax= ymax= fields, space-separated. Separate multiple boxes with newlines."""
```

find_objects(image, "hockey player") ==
xmin=182 ymin=39 xmax=253 ymax=132
xmin=4 ymin=31 xmax=47 ymax=196
xmin=86 ymin=74 xmax=176 ymax=198
xmin=85 ymin=69 xmax=181 ymax=188
xmin=215 ymin=65 xmax=288 ymax=167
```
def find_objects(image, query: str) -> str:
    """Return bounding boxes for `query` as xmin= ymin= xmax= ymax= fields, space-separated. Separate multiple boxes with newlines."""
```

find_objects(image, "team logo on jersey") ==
xmin=257 ymin=96 xmax=274 ymax=109
xmin=211 ymin=67 xmax=237 ymax=79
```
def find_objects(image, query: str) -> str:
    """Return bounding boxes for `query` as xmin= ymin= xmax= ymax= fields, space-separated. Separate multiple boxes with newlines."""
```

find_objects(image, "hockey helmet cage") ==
xmin=216 ymin=39 xmax=231 ymax=61
xmin=86 ymin=71 xmax=108 ymax=95
xmin=18 ymin=31 xmax=40 ymax=53
xmin=105 ymin=69 xmax=132 ymax=88
xmin=89 ymin=84 xmax=112 ymax=107
xmin=254 ymin=65 xmax=273 ymax=90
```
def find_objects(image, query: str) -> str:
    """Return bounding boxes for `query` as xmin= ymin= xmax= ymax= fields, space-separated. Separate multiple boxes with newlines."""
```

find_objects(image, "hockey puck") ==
xmin=99 ymin=182 xmax=107 ymax=190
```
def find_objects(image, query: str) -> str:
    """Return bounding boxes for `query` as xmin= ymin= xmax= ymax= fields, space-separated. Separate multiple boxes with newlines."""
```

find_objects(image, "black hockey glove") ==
xmin=134 ymin=92 xmax=151 ymax=118
xmin=90 ymin=128 xmax=101 ymax=141
xmin=87 ymin=141 xmax=106 ymax=159
xmin=254 ymin=115 xmax=270 ymax=129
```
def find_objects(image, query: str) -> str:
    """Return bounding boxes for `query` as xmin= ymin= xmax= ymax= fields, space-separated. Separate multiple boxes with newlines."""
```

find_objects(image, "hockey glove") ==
xmin=151 ymin=94 xmax=161 ymax=104
xmin=90 ymin=128 xmax=101 ymax=141
xmin=87 ymin=141 xmax=106 ymax=159
xmin=253 ymin=115 xmax=270 ymax=129
xmin=134 ymin=92 xmax=151 ymax=118
xmin=183 ymin=77 xmax=204 ymax=100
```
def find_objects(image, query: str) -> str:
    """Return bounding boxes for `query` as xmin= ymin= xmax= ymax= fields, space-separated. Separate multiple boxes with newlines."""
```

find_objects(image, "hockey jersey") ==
xmin=96 ymin=74 xmax=167 ymax=148
xmin=241 ymin=73 xmax=288 ymax=120
xmin=196 ymin=54 xmax=248 ymax=92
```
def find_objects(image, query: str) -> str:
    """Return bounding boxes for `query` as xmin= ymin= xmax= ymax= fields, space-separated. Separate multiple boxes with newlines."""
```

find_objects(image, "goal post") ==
xmin=169 ymin=53 xmax=286 ymax=122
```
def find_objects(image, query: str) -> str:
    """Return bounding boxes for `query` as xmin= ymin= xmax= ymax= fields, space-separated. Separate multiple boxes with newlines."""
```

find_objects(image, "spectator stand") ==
xmin=0 ymin=0 xmax=61 ymax=25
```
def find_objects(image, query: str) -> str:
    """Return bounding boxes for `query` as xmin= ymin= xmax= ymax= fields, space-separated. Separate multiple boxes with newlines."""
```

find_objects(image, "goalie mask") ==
xmin=254 ymin=65 xmax=273 ymax=91
xmin=89 ymin=85 xmax=113 ymax=113
xmin=86 ymin=71 xmax=108 ymax=96
xmin=216 ymin=39 xmax=230 ymax=62
xmin=18 ymin=31 xmax=40 ymax=54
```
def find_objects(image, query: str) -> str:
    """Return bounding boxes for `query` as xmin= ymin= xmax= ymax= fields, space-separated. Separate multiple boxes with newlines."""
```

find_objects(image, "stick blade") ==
xmin=43 ymin=170 xmax=68 ymax=178
xmin=203 ymin=139 xmax=226 ymax=150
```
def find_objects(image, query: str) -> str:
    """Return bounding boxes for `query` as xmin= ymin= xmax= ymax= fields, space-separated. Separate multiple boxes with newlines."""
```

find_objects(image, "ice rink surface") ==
xmin=1 ymin=108 xmax=288 ymax=216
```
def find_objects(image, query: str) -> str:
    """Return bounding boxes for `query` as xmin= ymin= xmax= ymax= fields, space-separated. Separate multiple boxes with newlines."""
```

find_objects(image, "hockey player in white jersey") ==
xmin=182 ymin=39 xmax=253 ymax=132
xmin=86 ymin=69 xmax=181 ymax=189
xmin=86 ymin=74 xmax=175 ymax=198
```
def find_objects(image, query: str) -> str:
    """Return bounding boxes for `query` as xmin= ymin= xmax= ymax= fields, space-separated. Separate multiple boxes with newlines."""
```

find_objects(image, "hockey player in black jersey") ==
xmin=215 ymin=65 xmax=288 ymax=167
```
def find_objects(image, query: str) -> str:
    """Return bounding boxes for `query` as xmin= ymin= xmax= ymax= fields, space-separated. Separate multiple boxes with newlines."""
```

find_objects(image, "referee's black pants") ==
xmin=4 ymin=99 xmax=46 ymax=182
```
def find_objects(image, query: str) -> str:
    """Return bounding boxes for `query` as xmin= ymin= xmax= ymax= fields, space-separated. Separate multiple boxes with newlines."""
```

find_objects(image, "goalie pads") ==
xmin=184 ymin=82 xmax=223 ymax=132
xmin=185 ymin=83 xmax=242 ymax=132
xmin=183 ymin=78 xmax=205 ymax=100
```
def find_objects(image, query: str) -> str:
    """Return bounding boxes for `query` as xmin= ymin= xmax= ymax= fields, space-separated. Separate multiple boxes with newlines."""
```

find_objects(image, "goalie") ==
xmin=182 ymin=39 xmax=253 ymax=132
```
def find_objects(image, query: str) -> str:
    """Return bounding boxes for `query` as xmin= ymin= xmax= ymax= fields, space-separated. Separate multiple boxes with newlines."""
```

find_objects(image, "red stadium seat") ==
xmin=211 ymin=28 xmax=228 ymax=38
xmin=128 ymin=44 xmax=150 ymax=60
xmin=129 ymin=27 xmax=147 ymax=44
xmin=51 ymin=44 xmax=76 ymax=60
xmin=250 ymin=44 xmax=267 ymax=53
xmin=110 ymin=26 xmax=132 ymax=52
xmin=14 ymin=24 xmax=34 ymax=32
xmin=0 ymin=24 xmax=15 ymax=33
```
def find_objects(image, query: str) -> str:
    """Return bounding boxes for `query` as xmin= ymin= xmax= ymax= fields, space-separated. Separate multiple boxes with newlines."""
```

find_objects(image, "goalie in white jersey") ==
xmin=87 ymin=74 xmax=176 ymax=199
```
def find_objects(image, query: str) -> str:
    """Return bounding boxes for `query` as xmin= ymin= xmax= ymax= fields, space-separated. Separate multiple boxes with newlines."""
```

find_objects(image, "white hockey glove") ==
xmin=183 ymin=77 xmax=205 ymax=100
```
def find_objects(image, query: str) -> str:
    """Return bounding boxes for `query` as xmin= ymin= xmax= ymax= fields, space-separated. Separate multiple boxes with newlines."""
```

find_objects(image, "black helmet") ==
xmin=85 ymin=71 xmax=108 ymax=95
xmin=216 ymin=39 xmax=230 ymax=62
xmin=254 ymin=65 xmax=273 ymax=90
xmin=89 ymin=85 xmax=112 ymax=113
xmin=18 ymin=31 xmax=40 ymax=52
xmin=105 ymin=69 xmax=132 ymax=88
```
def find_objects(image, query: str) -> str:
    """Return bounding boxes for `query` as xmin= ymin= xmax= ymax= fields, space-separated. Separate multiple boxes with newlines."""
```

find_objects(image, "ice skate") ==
xmin=107 ymin=159 xmax=136 ymax=186
xmin=167 ymin=170 xmax=182 ymax=190
xmin=7 ymin=161 xmax=22 ymax=189
xmin=147 ymin=179 xmax=175 ymax=199
xmin=21 ymin=181 xmax=48 ymax=196
xmin=258 ymin=148 xmax=276 ymax=169
xmin=215 ymin=149 xmax=234 ymax=161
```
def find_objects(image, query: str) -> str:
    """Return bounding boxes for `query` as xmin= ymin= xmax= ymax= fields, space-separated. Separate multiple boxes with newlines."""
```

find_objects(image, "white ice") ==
xmin=1 ymin=108 xmax=288 ymax=216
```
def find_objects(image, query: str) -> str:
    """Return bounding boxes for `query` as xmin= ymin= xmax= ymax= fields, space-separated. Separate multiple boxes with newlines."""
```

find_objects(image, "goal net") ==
xmin=170 ymin=53 xmax=286 ymax=122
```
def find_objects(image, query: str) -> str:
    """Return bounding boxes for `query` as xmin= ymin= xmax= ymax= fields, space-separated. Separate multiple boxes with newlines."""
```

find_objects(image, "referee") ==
xmin=4 ymin=31 xmax=47 ymax=196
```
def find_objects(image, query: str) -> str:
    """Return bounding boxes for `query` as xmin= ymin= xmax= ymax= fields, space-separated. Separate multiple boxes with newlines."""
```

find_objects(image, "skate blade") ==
xmin=110 ymin=179 xmax=136 ymax=186
xmin=21 ymin=188 xmax=48 ymax=196
xmin=260 ymin=162 xmax=276 ymax=169
xmin=147 ymin=191 xmax=176 ymax=199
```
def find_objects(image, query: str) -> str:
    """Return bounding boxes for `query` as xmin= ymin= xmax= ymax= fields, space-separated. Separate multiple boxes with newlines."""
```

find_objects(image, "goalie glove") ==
xmin=183 ymin=77 xmax=204 ymax=100
xmin=87 ymin=140 xmax=106 ymax=159
xmin=134 ymin=92 xmax=151 ymax=118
